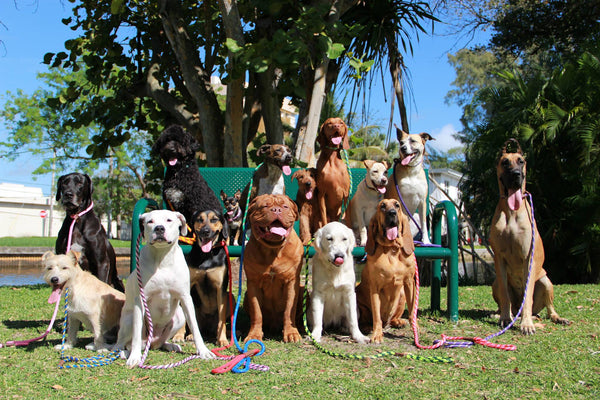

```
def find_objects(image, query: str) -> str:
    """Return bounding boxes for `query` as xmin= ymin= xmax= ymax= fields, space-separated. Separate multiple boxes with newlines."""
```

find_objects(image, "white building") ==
xmin=0 ymin=182 xmax=116 ymax=238
xmin=428 ymin=168 xmax=463 ymax=207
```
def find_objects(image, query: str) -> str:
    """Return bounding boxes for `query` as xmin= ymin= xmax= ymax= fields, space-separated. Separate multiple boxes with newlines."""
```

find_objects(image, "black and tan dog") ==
xmin=55 ymin=173 xmax=124 ymax=292
xmin=177 ymin=209 xmax=230 ymax=347
xmin=220 ymin=189 xmax=243 ymax=246
xmin=490 ymin=139 xmax=570 ymax=335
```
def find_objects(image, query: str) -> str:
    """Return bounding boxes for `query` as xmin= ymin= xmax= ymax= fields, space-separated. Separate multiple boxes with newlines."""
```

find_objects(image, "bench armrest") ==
xmin=129 ymin=197 xmax=159 ymax=272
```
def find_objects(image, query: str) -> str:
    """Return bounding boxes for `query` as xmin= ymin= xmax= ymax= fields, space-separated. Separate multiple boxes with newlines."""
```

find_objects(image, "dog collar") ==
xmin=363 ymin=180 xmax=385 ymax=199
xmin=67 ymin=201 xmax=94 ymax=252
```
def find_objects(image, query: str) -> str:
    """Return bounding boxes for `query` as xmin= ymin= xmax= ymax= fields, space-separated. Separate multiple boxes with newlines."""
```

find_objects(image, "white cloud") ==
xmin=428 ymin=124 xmax=462 ymax=153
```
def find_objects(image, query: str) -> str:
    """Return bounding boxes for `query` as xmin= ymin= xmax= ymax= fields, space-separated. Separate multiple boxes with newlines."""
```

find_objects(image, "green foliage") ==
xmin=461 ymin=52 xmax=600 ymax=283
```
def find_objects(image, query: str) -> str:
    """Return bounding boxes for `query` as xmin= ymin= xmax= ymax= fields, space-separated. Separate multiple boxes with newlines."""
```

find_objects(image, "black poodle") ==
xmin=152 ymin=125 xmax=221 ymax=226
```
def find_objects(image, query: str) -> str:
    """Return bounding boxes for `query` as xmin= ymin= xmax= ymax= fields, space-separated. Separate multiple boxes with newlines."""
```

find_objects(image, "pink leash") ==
xmin=66 ymin=202 xmax=94 ymax=252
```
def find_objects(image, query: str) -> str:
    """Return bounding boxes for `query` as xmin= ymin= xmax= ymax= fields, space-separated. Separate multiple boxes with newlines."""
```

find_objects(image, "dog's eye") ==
xmin=147 ymin=219 xmax=154 ymax=224
xmin=62 ymin=266 xmax=68 ymax=270
xmin=518 ymin=158 xmax=525 ymax=165
xmin=327 ymin=236 xmax=333 ymax=242
xmin=502 ymin=159 xmax=510 ymax=167
xmin=210 ymin=218 xmax=218 ymax=224
xmin=167 ymin=218 xmax=173 ymax=223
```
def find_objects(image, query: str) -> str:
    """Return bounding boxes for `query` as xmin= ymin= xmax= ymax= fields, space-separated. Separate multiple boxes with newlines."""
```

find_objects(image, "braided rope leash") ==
xmin=301 ymin=241 xmax=452 ymax=363
xmin=58 ymin=288 xmax=121 ymax=369
xmin=340 ymin=149 xmax=353 ymax=219
xmin=410 ymin=193 xmax=538 ymax=351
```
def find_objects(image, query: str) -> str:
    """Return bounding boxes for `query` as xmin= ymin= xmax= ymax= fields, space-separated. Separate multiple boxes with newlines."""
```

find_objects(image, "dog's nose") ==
xmin=270 ymin=206 xmax=282 ymax=215
xmin=154 ymin=225 xmax=165 ymax=234
xmin=51 ymin=277 xmax=59 ymax=284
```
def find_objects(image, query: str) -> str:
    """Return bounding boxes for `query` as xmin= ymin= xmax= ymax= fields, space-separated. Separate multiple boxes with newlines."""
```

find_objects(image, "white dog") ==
xmin=114 ymin=210 xmax=215 ymax=367
xmin=386 ymin=128 xmax=434 ymax=244
xmin=309 ymin=222 xmax=369 ymax=344
xmin=345 ymin=160 xmax=389 ymax=246
xmin=42 ymin=249 xmax=125 ymax=352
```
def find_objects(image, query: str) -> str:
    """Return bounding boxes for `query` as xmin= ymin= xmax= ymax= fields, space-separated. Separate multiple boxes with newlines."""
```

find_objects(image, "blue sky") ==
xmin=0 ymin=1 xmax=483 ymax=196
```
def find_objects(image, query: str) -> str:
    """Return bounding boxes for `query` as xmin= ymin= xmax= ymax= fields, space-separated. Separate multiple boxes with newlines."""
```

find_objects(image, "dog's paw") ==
xmin=85 ymin=342 xmax=97 ymax=351
xmin=552 ymin=316 xmax=572 ymax=326
xmin=126 ymin=352 xmax=142 ymax=368
xmin=55 ymin=343 xmax=73 ymax=350
xmin=162 ymin=342 xmax=182 ymax=353
xmin=171 ymin=333 xmax=185 ymax=343
xmin=353 ymin=334 xmax=370 ymax=344
xmin=244 ymin=330 xmax=264 ymax=343
xmin=498 ymin=317 xmax=512 ymax=329
xmin=370 ymin=329 xmax=384 ymax=344
xmin=390 ymin=318 xmax=409 ymax=328
xmin=216 ymin=337 xmax=229 ymax=347
xmin=520 ymin=320 xmax=536 ymax=335
xmin=185 ymin=334 xmax=195 ymax=342
xmin=283 ymin=328 xmax=301 ymax=343
xmin=195 ymin=345 xmax=217 ymax=360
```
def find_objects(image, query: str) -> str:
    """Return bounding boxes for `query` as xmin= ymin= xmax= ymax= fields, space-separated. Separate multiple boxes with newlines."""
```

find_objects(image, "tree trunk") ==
xmin=257 ymin=66 xmax=284 ymax=145
xmin=219 ymin=0 xmax=245 ymax=166
xmin=389 ymin=49 xmax=410 ymax=135
xmin=298 ymin=59 xmax=329 ymax=166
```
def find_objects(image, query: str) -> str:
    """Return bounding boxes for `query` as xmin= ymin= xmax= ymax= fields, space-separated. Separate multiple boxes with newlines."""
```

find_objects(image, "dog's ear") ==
xmin=220 ymin=190 xmax=227 ymax=202
xmin=175 ymin=212 xmax=188 ymax=236
xmin=55 ymin=175 xmax=66 ymax=201
xmin=342 ymin=121 xmax=350 ymax=150
xmin=365 ymin=215 xmax=378 ymax=256
xmin=394 ymin=125 xmax=405 ymax=142
xmin=84 ymin=174 xmax=93 ymax=196
xmin=399 ymin=213 xmax=415 ymax=256
xmin=346 ymin=227 xmax=356 ymax=255
xmin=291 ymin=170 xmax=300 ymax=182
xmin=382 ymin=160 xmax=390 ymax=170
xmin=308 ymin=167 xmax=317 ymax=178
xmin=220 ymin=213 xmax=229 ymax=241
xmin=317 ymin=121 xmax=327 ymax=148
xmin=313 ymin=226 xmax=323 ymax=251
xmin=139 ymin=213 xmax=148 ymax=238
xmin=287 ymin=196 xmax=299 ymax=221
xmin=234 ymin=189 xmax=241 ymax=200
xmin=257 ymin=144 xmax=271 ymax=157
xmin=419 ymin=132 xmax=434 ymax=143
xmin=41 ymin=251 xmax=55 ymax=262
xmin=502 ymin=138 xmax=523 ymax=155
xmin=68 ymin=249 xmax=82 ymax=264
xmin=363 ymin=159 xmax=375 ymax=170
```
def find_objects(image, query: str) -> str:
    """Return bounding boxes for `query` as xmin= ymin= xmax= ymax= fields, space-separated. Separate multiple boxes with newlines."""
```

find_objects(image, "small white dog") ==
xmin=114 ymin=210 xmax=215 ymax=367
xmin=345 ymin=160 xmax=389 ymax=246
xmin=310 ymin=222 xmax=369 ymax=344
xmin=42 ymin=249 xmax=125 ymax=352
xmin=386 ymin=128 xmax=434 ymax=244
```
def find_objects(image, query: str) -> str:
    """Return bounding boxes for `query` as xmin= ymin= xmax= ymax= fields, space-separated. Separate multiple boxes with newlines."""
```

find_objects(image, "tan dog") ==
xmin=386 ymin=128 xmax=433 ymax=244
xmin=243 ymin=194 xmax=304 ymax=342
xmin=316 ymin=117 xmax=351 ymax=227
xmin=490 ymin=139 xmax=570 ymax=335
xmin=345 ymin=160 xmax=389 ymax=246
xmin=356 ymin=199 xmax=416 ymax=343
xmin=291 ymin=168 xmax=319 ymax=245
xmin=42 ymin=249 xmax=125 ymax=351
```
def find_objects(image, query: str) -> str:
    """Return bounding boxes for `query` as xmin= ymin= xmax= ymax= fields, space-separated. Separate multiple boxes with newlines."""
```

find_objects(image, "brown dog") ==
xmin=243 ymin=194 xmax=304 ymax=342
xmin=291 ymin=168 xmax=319 ymax=245
xmin=490 ymin=139 xmax=570 ymax=335
xmin=356 ymin=199 xmax=416 ymax=343
xmin=315 ymin=117 xmax=351 ymax=227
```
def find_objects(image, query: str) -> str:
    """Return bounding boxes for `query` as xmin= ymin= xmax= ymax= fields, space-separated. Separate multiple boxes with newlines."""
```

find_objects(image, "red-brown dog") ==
xmin=356 ymin=199 xmax=416 ymax=343
xmin=243 ymin=194 xmax=304 ymax=342
xmin=315 ymin=117 xmax=351 ymax=227
xmin=291 ymin=168 xmax=319 ymax=245
xmin=490 ymin=139 xmax=570 ymax=335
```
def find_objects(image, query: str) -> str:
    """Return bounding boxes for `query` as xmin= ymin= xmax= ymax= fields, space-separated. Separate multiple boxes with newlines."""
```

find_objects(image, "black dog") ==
xmin=220 ymin=189 xmax=243 ymax=246
xmin=152 ymin=125 xmax=221 ymax=226
xmin=55 ymin=173 xmax=124 ymax=292
xmin=184 ymin=209 xmax=230 ymax=346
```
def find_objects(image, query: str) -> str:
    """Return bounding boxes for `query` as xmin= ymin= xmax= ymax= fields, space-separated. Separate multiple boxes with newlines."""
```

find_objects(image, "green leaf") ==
xmin=327 ymin=43 xmax=345 ymax=59
xmin=43 ymin=53 xmax=55 ymax=65
xmin=111 ymin=0 xmax=126 ymax=15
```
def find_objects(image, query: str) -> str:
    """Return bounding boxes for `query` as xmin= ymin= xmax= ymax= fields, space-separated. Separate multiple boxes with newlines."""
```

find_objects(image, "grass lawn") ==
xmin=0 ymin=236 xmax=130 ymax=248
xmin=0 ymin=282 xmax=598 ymax=399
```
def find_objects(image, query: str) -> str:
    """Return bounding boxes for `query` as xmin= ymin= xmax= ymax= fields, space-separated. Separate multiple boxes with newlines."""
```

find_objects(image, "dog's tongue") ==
xmin=377 ymin=186 xmax=387 ymax=194
xmin=508 ymin=188 xmax=523 ymax=211
xmin=227 ymin=210 xmax=234 ymax=215
xmin=331 ymin=136 xmax=342 ymax=146
xmin=334 ymin=257 xmax=344 ymax=265
xmin=270 ymin=226 xmax=288 ymax=237
xmin=48 ymin=287 xmax=61 ymax=304
xmin=168 ymin=158 xmax=178 ymax=166
xmin=305 ymin=190 xmax=313 ymax=200
xmin=282 ymin=165 xmax=291 ymax=176
xmin=386 ymin=226 xmax=398 ymax=241
xmin=200 ymin=239 xmax=213 ymax=253
xmin=401 ymin=154 xmax=414 ymax=166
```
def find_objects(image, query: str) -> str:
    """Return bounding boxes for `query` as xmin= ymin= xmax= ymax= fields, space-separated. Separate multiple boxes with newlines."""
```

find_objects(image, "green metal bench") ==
xmin=130 ymin=167 xmax=459 ymax=321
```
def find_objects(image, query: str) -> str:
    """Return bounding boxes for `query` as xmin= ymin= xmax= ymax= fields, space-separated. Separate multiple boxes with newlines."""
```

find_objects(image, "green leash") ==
xmin=301 ymin=241 xmax=453 ymax=363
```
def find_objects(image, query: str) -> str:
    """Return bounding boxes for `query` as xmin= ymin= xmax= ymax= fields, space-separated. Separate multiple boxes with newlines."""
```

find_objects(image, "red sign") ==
xmin=40 ymin=210 xmax=48 ymax=218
